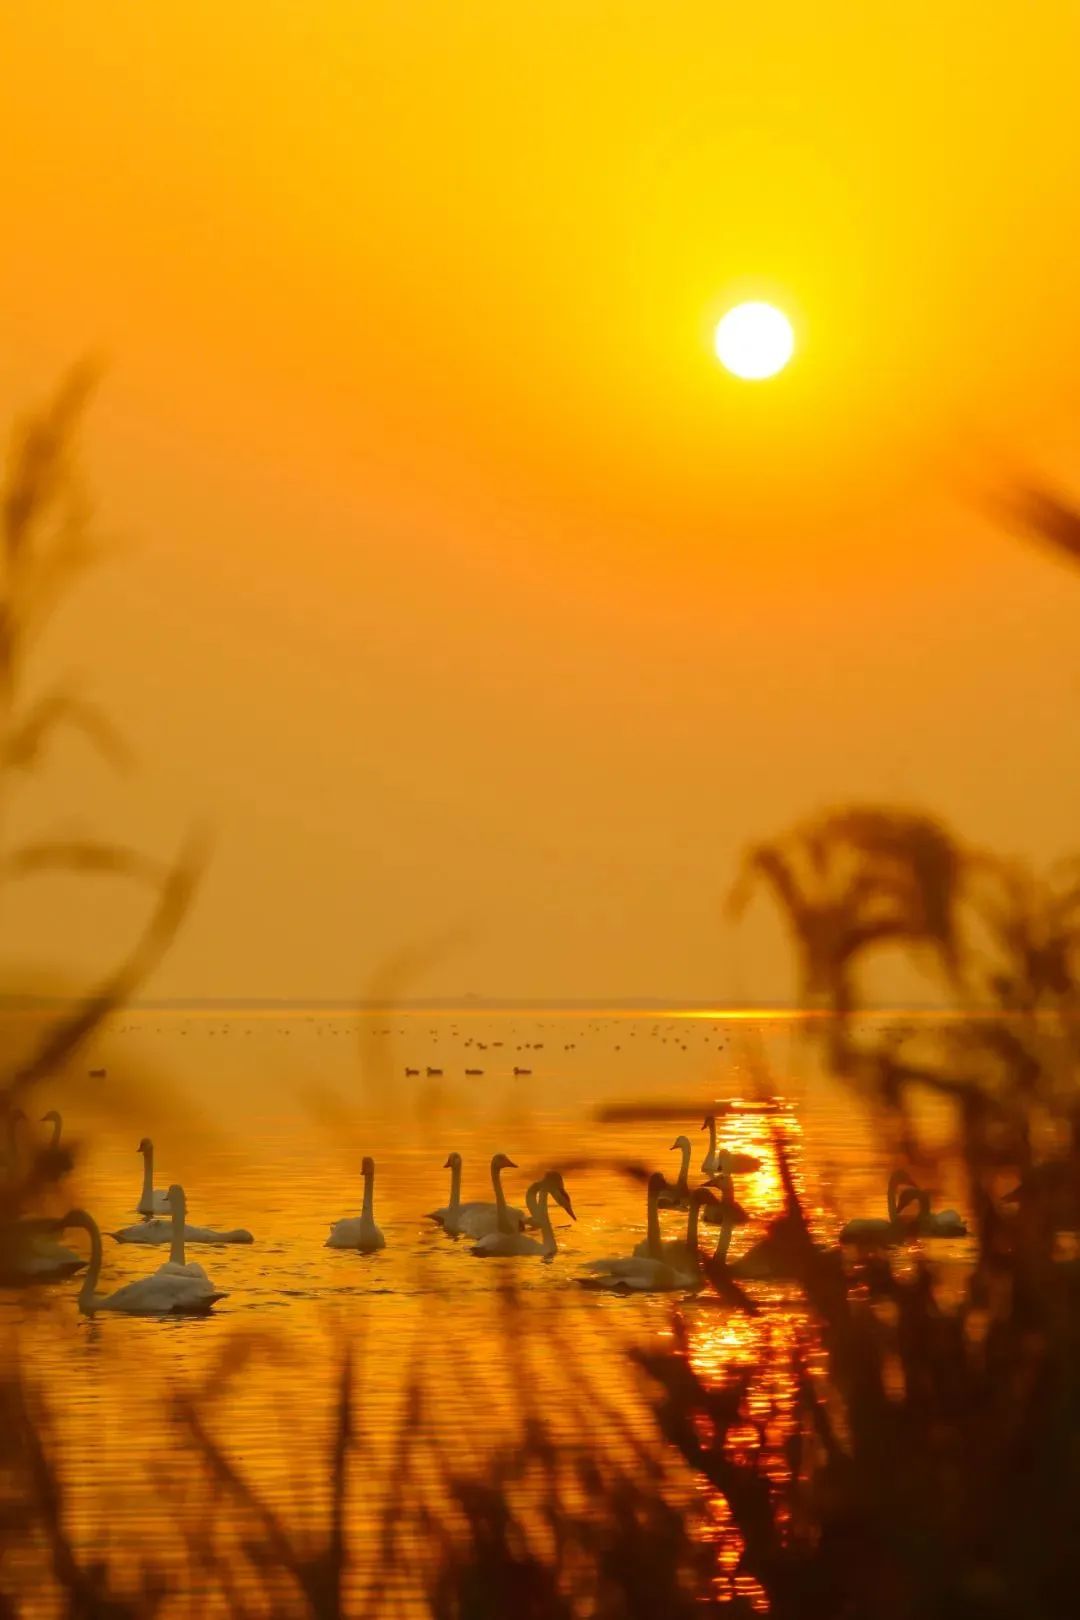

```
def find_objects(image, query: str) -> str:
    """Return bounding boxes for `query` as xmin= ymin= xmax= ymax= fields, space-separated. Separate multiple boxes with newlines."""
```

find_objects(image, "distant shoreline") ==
xmin=0 ymin=997 xmax=1023 ymax=1017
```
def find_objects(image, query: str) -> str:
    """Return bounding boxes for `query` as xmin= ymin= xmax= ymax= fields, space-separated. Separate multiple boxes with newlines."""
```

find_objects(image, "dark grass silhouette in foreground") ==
xmin=3 ymin=379 xmax=1080 ymax=1616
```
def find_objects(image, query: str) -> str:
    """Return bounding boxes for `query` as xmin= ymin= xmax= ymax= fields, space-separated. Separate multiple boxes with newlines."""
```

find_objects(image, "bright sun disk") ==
xmin=714 ymin=302 xmax=794 ymax=380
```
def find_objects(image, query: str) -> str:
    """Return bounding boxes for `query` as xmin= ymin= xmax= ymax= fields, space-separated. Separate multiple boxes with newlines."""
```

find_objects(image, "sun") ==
xmin=714 ymin=302 xmax=794 ymax=381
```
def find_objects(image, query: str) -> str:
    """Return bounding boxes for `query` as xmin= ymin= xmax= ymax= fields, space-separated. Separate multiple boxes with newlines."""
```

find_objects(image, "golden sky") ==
xmin=2 ymin=2 xmax=1080 ymax=1003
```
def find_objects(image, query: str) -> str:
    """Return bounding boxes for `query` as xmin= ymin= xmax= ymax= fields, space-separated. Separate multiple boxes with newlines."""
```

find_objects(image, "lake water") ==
xmin=3 ymin=1008 xmax=977 ymax=1612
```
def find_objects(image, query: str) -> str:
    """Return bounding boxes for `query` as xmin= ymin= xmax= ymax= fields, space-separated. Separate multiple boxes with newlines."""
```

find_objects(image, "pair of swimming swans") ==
xmin=470 ymin=1171 xmax=575 ymax=1257
xmin=58 ymin=1186 xmax=227 ymax=1315
xmin=581 ymin=1177 xmax=737 ymax=1293
xmin=428 ymin=1152 xmax=532 ymax=1239
xmin=659 ymin=1133 xmax=756 ymax=1223
xmin=839 ymin=1169 xmax=968 ymax=1245
xmin=111 ymin=1138 xmax=253 ymax=1244
xmin=326 ymin=1156 xmax=386 ymax=1251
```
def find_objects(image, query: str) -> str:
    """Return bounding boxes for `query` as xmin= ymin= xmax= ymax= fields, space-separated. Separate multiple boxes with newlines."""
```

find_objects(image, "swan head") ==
xmin=491 ymin=1153 xmax=517 ymax=1173
xmin=544 ymin=1171 xmax=576 ymax=1220
xmin=361 ymin=1156 xmax=375 ymax=1178
xmin=888 ymin=1168 xmax=918 ymax=1198
xmin=56 ymin=1209 xmax=96 ymax=1241
xmin=670 ymin=1135 xmax=691 ymax=1155
xmin=691 ymin=1186 xmax=722 ymax=1212
xmin=443 ymin=1153 xmax=462 ymax=1171
xmin=701 ymin=1115 xmax=715 ymax=1132
xmin=40 ymin=1109 xmax=62 ymax=1128
xmin=167 ymin=1184 xmax=186 ymax=1219
xmin=137 ymin=1137 xmax=153 ymax=1156
xmin=647 ymin=1171 xmax=669 ymax=1203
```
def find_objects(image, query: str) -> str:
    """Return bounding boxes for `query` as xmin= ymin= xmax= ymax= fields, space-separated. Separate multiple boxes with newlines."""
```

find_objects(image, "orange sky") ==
xmin=2 ymin=2 xmax=1080 ymax=1003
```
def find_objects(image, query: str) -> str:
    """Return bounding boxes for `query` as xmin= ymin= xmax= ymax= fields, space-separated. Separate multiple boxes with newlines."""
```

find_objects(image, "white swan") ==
xmin=838 ymin=1170 xmax=920 ymax=1246
xmin=60 ymin=1207 xmax=226 ymax=1315
xmin=701 ymin=1115 xmax=722 ymax=1175
xmin=657 ymin=1137 xmax=692 ymax=1209
xmin=470 ymin=1172 xmax=575 ymax=1257
xmin=157 ymin=1186 xmax=212 ymax=1282
xmin=581 ymin=1175 xmax=701 ymax=1292
xmin=111 ymin=1219 xmax=253 ymax=1244
xmin=326 ymin=1156 xmax=386 ymax=1251
xmin=701 ymin=1115 xmax=761 ymax=1177
xmin=135 ymin=1138 xmax=171 ymax=1218
xmin=661 ymin=1175 xmax=741 ymax=1274
xmin=449 ymin=1153 xmax=529 ymax=1239
xmin=427 ymin=1152 xmax=465 ymax=1231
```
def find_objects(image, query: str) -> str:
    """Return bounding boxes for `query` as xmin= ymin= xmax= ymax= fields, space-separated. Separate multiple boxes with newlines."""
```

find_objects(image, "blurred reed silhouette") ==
xmin=4 ymin=382 xmax=1080 ymax=1619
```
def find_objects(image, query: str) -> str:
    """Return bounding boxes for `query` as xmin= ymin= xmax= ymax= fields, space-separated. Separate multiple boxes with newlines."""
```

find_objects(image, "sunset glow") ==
xmin=714 ymin=302 xmax=794 ymax=380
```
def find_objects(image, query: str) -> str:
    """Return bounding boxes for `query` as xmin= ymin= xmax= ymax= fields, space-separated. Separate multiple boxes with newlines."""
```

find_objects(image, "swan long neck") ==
xmin=886 ymin=1171 xmax=910 ymax=1223
xmin=49 ymin=1114 xmax=62 ymax=1149
xmin=140 ymin=1145 xmax=153 ymax=1204
xmin=676 ymin=1141 xmax=691 ymax=1193
xmin=535 ymin=1187 xmax=557 ymax=1257
xmin=170 ymin=1194 xmax=186 ymax=1266
xmin=492 ymin=1160 xmax=510 ymax=1233
xmin=66 ymin=1211 xmax=102 ymax=1306
xmin=645 ymin=1182 xmax=662 ymax=1258
xmin=448 ymin=1159 xmax=461 ymax=1214
xmin=712 ymin=1207 xmax=735 ymax=1262
xmin=361 ymin=1167 xmax=374 ymax=1221
xmin=702 ymin=1117 xmax=717 ymax=1170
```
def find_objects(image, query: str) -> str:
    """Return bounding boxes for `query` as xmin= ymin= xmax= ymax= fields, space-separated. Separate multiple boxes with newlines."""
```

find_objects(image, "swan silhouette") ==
xmin=906 ymin=1184 xmax=969 ymax=1238
xmin=470 ymin=1172 xmax=575 ymax=1257
xmin=657 ymin=1137 xmax=693 ymax=1208
xmin=135 ymin=1138 xmax=171 ymax=1218
xmin=60 ymin=1203 xmax=226 ymax=1315
xmin=838 ymin=1170 xmax=922 ymax=1246
xmin=581 ymin=1183 xmax=724 ymax=1293
xmin=701 ymin=1116 xmax=761 ymax=1176
xmin=326 ymin=1156 xmax=386 ymax=1251
xmin=448 ymin=1153 xmax=530 ymax=1239
xmin=40 ymin=1109 xmax=63 ymax=1150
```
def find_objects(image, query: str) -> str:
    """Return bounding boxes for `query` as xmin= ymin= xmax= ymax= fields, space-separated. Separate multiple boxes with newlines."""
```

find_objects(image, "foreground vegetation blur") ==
xmin=2 ymin=379 xmax=1080 ymax=1617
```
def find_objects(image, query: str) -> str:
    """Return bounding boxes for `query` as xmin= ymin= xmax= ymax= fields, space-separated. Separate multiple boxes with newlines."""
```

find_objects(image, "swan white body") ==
xmin=470 ymin=1173 xmax=575 ymax=1257
xmin=584 ymin=1177 xmax=717 ymax=1293
xmin=61 ymin=1206 xmax=226 ymax=1315
xmin=839 ymin=1170 xmax=921 ymax=1246
xmin=326 ymin=1156 xmax=385 ymax=1251
xmin=111 ymin=1219 xmax=254 ymax=1245
xmin=450 ymin=1153 xmax=529 ymax=1238
xmin=135 ymin=1138 xmax=171 ymax=1217
xmin=633 ymin=1171 xmax=739 ymax=1269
